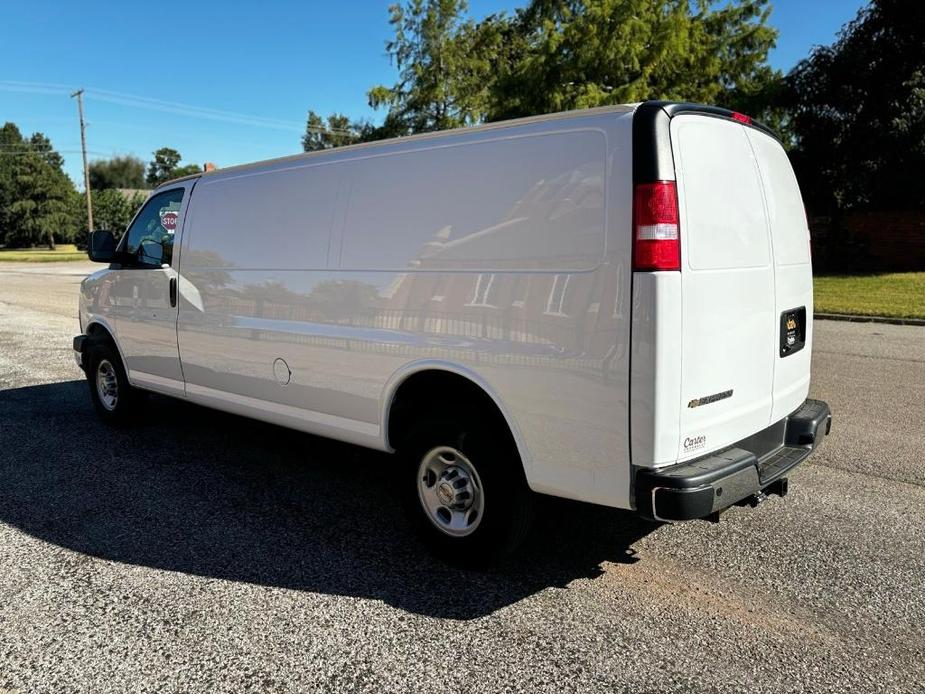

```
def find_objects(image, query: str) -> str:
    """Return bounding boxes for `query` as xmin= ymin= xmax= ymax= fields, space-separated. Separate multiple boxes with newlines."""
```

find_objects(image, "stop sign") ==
xmin=160 ymin=210 xmax=178 ymax=231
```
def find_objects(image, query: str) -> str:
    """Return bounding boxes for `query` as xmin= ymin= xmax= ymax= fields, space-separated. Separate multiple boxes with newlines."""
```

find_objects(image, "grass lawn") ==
xmin=814 ymin=272 xmax=925 ymax=320
xmin=0 ymin=245 xmax=87 ymax=262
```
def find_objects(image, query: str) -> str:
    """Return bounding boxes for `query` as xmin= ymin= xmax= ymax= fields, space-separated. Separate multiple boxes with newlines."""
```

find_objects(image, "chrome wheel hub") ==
xmin=417 ymin=446 xmax=484 ymax=537
xmin=96 ymin=359 xmax=118 ymax=411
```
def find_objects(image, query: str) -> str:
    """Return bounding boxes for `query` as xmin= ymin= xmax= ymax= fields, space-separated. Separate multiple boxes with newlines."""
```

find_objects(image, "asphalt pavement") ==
xmin=0 ymin=261 xmax=923 ymax=693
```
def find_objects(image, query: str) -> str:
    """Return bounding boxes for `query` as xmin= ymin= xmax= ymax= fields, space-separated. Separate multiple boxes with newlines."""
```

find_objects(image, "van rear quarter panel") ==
xmin=176 ymin=111 xmax=636 ymax=508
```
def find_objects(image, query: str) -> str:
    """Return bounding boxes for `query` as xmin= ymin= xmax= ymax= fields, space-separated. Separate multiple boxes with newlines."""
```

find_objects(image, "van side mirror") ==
xmin=87 ymin=229 xmax=117 ymax=263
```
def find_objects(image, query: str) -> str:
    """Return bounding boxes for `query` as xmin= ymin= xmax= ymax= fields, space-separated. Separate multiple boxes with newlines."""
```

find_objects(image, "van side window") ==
xmin=121 ymin=188 xmax=184 ymax=268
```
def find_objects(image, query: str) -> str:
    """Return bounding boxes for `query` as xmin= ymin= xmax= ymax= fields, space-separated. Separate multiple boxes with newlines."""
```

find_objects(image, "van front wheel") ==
xmin=401 ymin=418 xmax=534 ymax=564
xmin=84 ymin=340 xmax=144 ymax=425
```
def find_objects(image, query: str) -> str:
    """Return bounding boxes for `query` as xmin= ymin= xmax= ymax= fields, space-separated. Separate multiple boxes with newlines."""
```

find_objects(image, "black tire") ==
xmin=399 ymin=416 xmax=535 ymax=565
xmin=84 ymin=339 xmax=144 ymax=425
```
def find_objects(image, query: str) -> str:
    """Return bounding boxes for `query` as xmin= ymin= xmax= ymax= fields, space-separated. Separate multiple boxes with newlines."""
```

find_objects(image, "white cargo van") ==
xmin=75 ymin=101 xmax=831 ymax=561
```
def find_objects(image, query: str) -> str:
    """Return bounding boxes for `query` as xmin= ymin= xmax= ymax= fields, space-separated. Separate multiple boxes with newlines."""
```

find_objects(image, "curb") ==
xmin=815 ymin=313 xmax=925 ymax=327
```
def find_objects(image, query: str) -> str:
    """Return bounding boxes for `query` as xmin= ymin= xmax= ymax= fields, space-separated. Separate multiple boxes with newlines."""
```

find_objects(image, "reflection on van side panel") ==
xmin=176 ymin=121 xmax=634 ymax=508
xmin=77 ymin=101 xmax=830 ymax=559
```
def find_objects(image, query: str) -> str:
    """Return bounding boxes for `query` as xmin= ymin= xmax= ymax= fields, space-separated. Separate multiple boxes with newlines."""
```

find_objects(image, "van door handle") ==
xmin=169 ymin=277 xmax=177 ymax=308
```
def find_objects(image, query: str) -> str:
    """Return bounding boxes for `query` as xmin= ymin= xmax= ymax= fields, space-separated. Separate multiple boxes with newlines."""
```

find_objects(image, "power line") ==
xmin=0 ymin=150 xmax=113 ymax=156
xmin=88 ymin=87 xmax=305 ymax=132
xmin=0 ymin=143 xmax=139 ymax=153
xmin=0 ymin=143 xmax=83 ymax=150
xmin=86 ymin=88 xmax=361 ymax=136
xmin=0 ymin=80 xmax=361 ymax=136
xmin=0 ymin=142 xmax=152 ymax=159
xmin=0 ymin=80 xmax=72 ymax=96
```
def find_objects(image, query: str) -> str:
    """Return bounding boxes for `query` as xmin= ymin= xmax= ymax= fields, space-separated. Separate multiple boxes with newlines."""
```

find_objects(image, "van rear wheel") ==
xmin=84 ymin=340 xmax=144 ymax=425
xmin=400 ymin=417 xmax=534 ymax=564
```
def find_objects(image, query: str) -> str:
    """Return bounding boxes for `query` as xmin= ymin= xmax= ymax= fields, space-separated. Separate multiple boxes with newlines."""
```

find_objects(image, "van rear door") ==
xmin=744 ymin=128 xmax=814 ymax=422
xmin=670 ymin=114 xmax=779 ymax=460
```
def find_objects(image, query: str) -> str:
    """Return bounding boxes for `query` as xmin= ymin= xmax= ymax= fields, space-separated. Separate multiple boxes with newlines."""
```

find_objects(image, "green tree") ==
xmin=146 ymin=147 xmax=181 ymax=186
xmin=0 ymin=123 xmax=25 ymax=242
xmin=172 ymin=163 xmax=203 ymax=178
xmin=73 ymin=189 xmax=146 ymax=243
xmin=785 ymin=0 xmax=925 ymax=212
xmin=366 ymin=0 xmax=501 ymax=135
xmin=302 ymin=0 xmax=781 ymax=149
xmin=0 ymin=124 xmax=77 ymax=248
xmin=0 ymin=122 xmax=23 ymax=147
xmin=145 ymin=148 xmax=201 ymax=186
xmin=302 ymin=111 xmax=366 ymax=151
xmin=28 ymin=132 xmax=65 ymax=170
xmin=302 ymin=0 xmax=504 ymax=147
xmin=487 ymin=0 xmax=779 ymax=121
xmin=6 ymin=154 xmax=76 ymax=248
xmin=89 ymin=155 xmax=147 ymax=190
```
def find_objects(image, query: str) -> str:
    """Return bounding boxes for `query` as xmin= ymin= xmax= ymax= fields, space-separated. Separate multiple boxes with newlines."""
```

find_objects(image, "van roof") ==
xmin=155 ymin=103 xmax=637 ymax=190
xmin=155 ymin=101 xmax=779 ymax=191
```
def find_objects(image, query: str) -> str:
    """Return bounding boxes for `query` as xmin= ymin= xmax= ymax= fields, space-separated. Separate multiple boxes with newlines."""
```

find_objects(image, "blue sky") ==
xmin=1 ymin=0 xmax=865 ymax=187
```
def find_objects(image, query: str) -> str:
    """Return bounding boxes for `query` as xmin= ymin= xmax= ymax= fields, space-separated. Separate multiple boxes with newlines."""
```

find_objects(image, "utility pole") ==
xmin=71 ymin=88 xmax=93 ymax=232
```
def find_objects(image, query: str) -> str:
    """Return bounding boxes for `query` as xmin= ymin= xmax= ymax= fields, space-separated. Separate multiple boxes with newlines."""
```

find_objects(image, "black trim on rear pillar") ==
xmin=635 ymin=399 xmax=831 ymax=522
xmin=632 ymin=102 xmax=675 ymax=184
xmin=632 ymin=100 xmax=782 ymax=186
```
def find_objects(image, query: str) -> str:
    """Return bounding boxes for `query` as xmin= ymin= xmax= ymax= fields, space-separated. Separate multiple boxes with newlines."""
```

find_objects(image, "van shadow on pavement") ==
xmin=0 ymin=380 xmax=657 ymax=620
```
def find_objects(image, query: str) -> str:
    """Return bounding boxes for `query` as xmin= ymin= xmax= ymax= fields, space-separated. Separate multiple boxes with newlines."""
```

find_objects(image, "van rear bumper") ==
xmin=635 ymin=399 xmax=831 ymax=522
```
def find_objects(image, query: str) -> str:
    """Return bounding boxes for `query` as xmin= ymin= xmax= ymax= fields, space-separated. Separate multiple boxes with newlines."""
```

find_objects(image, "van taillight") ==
xmin=633 ymin=181 xmax=680 ymax=271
